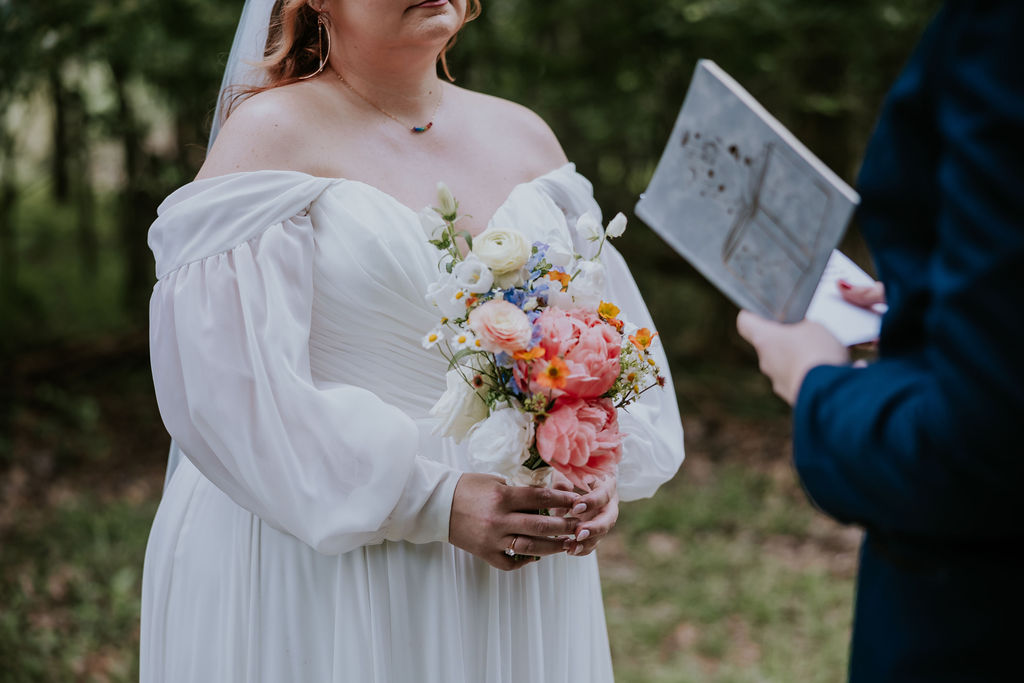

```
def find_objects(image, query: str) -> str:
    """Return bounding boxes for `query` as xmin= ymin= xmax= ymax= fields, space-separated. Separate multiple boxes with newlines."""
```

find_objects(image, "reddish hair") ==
xmin=223 ymin=0 xmax=482 ymax=119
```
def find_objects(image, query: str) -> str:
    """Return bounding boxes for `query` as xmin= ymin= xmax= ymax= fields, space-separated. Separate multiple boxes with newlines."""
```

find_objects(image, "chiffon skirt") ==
xmin=140 ymin=456 xmax=614 ymax=683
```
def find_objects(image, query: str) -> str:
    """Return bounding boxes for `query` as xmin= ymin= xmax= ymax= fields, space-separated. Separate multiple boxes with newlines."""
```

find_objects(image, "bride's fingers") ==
xmin=568 ymin=478 xmax=616 ymax=522
xmin=503 ymin=485 xmax=579 ymax=513
xmin=505 ymin=512 xmax=577 ymax=538
xmin=566 ymin=497 xmax=619 ymax=556
xmin=548 ymin=474 xmax=575 ymax=517
xmin=504 ymin=534 xmax=570 ymax=559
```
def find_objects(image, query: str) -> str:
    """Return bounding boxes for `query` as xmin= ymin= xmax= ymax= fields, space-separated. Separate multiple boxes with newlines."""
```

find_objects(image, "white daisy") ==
xmin=421 ymin=328 xmax=445 ymax=350
xmin=451 ymin=329 xmax=477 ymax=350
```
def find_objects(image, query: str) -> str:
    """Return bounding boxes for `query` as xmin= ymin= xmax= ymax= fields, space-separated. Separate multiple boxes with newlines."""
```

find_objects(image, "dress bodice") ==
xmin=303 ymin=168 xmax=593 ymax=416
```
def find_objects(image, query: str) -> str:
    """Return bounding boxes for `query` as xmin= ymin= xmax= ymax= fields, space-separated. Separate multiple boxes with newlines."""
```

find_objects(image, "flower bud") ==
xmin=606 ymin=212 xmax=627 ymax=238
xmin=436 ymin=182 xmax=459 ymax=221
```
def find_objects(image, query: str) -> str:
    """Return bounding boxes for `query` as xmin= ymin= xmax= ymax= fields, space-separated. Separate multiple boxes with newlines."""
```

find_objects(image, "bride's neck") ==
xmin=328 ymin=46 xmax=444 ymax=120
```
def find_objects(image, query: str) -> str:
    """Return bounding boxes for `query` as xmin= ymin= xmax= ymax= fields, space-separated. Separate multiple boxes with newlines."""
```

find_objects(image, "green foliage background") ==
xmin=1 ymin=1 xmax=939 ymax=680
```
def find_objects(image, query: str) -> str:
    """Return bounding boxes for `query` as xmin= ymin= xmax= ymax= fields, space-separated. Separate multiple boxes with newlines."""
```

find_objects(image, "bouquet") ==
xmin=421 ymin=183 xmax=665 ymax=489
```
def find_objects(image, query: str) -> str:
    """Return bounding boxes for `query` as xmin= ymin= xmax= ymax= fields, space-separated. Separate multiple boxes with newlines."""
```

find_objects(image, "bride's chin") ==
xmin=405 ymin=17 xmax=460 ymax=44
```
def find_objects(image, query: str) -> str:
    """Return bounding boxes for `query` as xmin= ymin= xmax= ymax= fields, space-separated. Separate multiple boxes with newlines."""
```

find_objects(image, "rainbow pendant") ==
xmin=411 ymin=122 xmax=433 ymax=133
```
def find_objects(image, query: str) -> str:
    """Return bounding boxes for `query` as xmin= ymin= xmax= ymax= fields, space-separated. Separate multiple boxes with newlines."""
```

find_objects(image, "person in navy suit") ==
xmin=736 ymin=1 xmax=1024 ymax=680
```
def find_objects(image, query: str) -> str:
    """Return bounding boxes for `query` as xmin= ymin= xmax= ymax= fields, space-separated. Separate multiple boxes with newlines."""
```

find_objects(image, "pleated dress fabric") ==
xmin=140 ymin=163 xmax=685 ymax=683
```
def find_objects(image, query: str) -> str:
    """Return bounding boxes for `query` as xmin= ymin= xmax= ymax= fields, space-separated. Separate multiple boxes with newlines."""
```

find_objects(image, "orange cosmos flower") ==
xmin=629 ymin=327 xmax=658 ymax=351
xmin=535 ymin=356 xmax=569 ymax=390
xmin=547 ymin=270 xmax=571 ymax=291
xmin=597 ymin=301 xmax=620 ymax=320
xmin=513 ymin=346 xmax=546 ymax=362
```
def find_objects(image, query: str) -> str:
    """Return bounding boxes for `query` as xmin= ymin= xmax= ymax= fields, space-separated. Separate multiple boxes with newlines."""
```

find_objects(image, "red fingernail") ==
xmin=837 ymin=279 xmax=852 ymax=291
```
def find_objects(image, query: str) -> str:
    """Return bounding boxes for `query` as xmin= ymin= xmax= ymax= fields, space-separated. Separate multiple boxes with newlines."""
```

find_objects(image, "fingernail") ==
xmin=576 ymin=529 xmax=590 ymax=541
xmin=837 ymin=279 xmax=852 ymax=291
xmin=572 ymin=503 xmax=587 ymax=515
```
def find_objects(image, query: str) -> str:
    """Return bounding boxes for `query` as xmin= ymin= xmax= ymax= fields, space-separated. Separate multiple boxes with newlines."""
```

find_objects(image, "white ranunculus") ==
xmin=472 ymin=228 xmax=532 ymax=277
xmin=430 ymin=368 xmax=490 ymax=444
xmin=568 ymin=260 xmax=607 ymax=309
xmin=425 ymin=278 xmax=467 ymax=320
xmin=419 ymin=207 xmax=447 ymax=240
xmin=436 ymin=182 xmax=458 ymax=220
xmin=466 ymin=403 xmax=536 ymax=476
xmin=451 ymin=254 xmax=495 ymax=294
xmin=606 ymin=212 xmax=627 ymax=238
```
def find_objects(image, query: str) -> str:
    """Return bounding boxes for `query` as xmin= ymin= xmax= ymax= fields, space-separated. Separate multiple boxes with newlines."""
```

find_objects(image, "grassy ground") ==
xmin=1 ymin=356 xmax=859 ymax=682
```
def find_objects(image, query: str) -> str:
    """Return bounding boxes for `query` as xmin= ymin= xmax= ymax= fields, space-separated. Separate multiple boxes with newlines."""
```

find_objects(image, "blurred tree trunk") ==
xmin=0 ymin=124 xmax=17 ymax=294
xmin=110 ymin=63 xmax=152 ymax=317
xmin=68 ymin=89 xmax=97 ymax=278
xmin=49 ymin=67 xmax=70 ymax=202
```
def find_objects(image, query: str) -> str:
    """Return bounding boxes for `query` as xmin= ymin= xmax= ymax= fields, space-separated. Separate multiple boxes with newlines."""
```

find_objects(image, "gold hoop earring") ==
xmin=299 ymin=13 xmax=331 ymax=80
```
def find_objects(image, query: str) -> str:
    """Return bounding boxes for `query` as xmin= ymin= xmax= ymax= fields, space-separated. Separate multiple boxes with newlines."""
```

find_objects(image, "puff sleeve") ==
xmin=149 ymin=174 xmax=460 ymax=555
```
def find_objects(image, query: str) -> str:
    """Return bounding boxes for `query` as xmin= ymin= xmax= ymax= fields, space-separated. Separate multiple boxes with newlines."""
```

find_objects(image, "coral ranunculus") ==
xmin=468 ymin=299 xmax=534 ymax=354
xmin=536 ymin=398 xmax=623 ymax=489
xmin=516 ymin=307 xmax=620 ymax=399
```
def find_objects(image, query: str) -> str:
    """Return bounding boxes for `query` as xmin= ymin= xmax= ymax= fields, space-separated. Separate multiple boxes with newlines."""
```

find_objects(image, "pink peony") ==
xmin=468 ymin=300 xmax=534 ymax=354
xmin=515 ymin=307 xmax=620 ymax=399
xmin=536 ymin=398 xmax=623 ymax=489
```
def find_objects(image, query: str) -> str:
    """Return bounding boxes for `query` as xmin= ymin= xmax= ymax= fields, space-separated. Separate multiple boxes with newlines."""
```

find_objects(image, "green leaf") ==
xmin=447 ymin=348 xmax=482 ymax=370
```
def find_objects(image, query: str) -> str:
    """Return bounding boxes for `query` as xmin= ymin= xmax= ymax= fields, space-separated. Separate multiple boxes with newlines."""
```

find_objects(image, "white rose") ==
xmin=466 ymin=403 xmax=536 ymax=476
xmin=436 ymin=182 xmax=458 ymax=220
xmin=430 ymin=368 xmax=490 ymax=444
xmin=472 ymin=228 xmax=532 ymax=278
xmin=567 ymin=260 xmax=606 ymax=309
xmin=606 ymin=212 xmax=627 ymax=238
xmin=451 ymin=254 xmax=495 ymax=294
xmin=419 ymin=207 xmax=447 ymax=240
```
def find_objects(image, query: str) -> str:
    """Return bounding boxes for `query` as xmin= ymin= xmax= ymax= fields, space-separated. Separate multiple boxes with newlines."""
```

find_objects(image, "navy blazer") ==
xmin=793 ymin=1 xmax=1024 ymax=680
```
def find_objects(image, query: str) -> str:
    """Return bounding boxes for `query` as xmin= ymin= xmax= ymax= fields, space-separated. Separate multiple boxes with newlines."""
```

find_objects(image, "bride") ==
xmin=140 ymin=1 xmax=684 ymax=681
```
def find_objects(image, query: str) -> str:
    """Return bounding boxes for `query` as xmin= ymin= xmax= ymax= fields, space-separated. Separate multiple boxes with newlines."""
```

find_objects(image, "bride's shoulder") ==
xmin=454 ymin=87 xmax=568 ymax=171
xmin=196 ymin=82 xmax=337 ymax=181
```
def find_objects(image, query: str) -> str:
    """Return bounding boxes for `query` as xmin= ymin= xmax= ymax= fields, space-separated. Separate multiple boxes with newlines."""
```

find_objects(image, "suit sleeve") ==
xmin=793 ymin=1 xmax=1024 ymax=539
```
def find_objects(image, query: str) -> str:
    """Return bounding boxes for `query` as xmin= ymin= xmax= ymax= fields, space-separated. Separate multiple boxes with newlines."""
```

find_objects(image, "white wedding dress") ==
xmin=140 ymin=163 xmax=684 ymax=683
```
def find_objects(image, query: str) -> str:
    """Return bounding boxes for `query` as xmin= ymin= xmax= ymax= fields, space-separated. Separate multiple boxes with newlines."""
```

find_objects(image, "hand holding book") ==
xmin=636 ymin=60 xmax=880 ymax=345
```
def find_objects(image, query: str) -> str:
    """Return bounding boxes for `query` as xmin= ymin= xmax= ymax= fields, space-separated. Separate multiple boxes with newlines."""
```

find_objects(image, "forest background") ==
xmin=1 ymin=1 xmax=938 ymax=681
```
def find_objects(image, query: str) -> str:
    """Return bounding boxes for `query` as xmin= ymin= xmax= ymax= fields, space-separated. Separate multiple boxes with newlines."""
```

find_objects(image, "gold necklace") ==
xmin=335 ymin=71 xmax=442 ymax=134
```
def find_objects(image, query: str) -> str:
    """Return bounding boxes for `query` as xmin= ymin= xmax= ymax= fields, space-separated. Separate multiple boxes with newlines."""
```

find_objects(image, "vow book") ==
xmin=636 ymin=60 xmax=871 ymax=339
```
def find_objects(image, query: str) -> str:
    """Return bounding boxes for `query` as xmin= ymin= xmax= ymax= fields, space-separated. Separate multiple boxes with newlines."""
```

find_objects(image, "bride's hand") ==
xmin=449 ymin=473 xmax=581 ymax=571
xmin=564 ymin=476 xmax=619 ymax=557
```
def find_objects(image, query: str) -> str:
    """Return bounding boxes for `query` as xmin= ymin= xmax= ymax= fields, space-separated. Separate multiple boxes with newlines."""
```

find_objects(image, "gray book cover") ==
xmin=635 ymin=60 xmax=860 ymax=323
